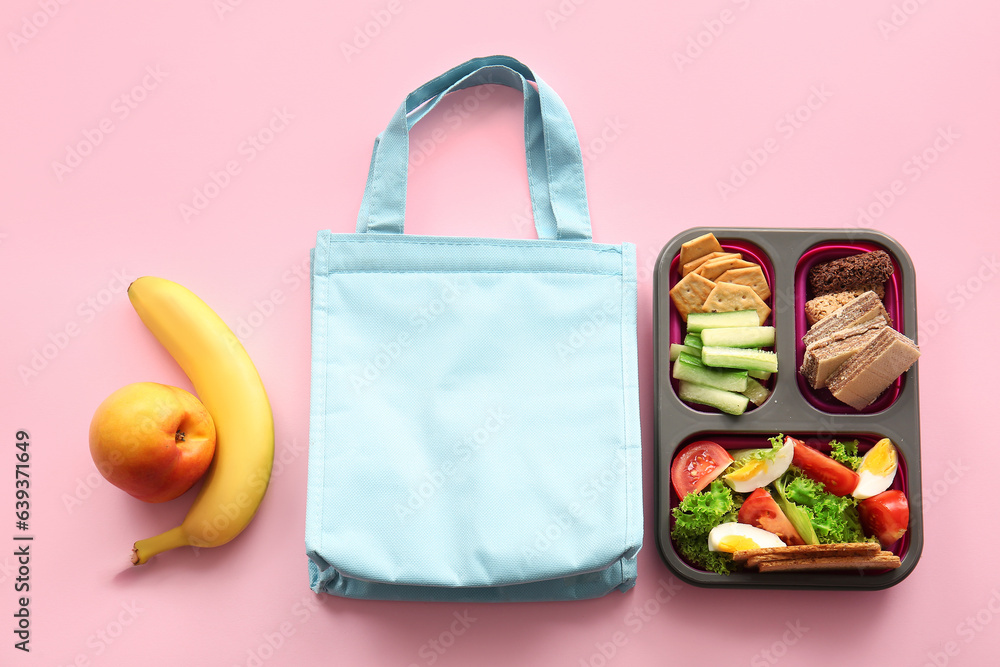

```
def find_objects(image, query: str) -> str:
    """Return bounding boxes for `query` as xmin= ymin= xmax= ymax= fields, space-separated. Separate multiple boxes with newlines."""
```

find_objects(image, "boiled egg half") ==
xmin=708 ymin=522 xmax=786 ymax=553
xmin=852 ymin=438 xmax=898 ymax=499
xmin=723 ymin=438 xmax=794 ymax=493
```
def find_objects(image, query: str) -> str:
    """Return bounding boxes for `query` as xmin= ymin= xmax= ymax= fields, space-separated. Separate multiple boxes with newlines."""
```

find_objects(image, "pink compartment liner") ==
xmin=668 ymin=239 xmax=776 ymax=413
xmin=795 ymin=242 xmax=906 ymax=414
xmin=669 ymin=432 xmax=911 ymax=574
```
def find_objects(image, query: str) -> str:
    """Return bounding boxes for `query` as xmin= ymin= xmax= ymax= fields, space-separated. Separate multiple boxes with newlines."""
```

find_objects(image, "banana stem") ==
xmin=131 ymin=526 xmax=190 ymax=565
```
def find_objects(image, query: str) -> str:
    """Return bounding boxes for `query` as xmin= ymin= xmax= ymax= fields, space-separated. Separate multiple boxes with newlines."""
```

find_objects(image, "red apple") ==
xmin=89 ymin=382 xmax=216 ymax=503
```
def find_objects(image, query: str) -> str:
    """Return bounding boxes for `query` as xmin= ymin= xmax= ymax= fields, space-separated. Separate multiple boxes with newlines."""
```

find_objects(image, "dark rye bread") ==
xmin=801 ymin=291 xmax=889 ymax=348
xmin=827 ymin=327 xmax=920 ymax=410
xmin=808 ymin=250 xmax=894 ymax=298
xmin=799 ymin=316 xmax=888 ymax=389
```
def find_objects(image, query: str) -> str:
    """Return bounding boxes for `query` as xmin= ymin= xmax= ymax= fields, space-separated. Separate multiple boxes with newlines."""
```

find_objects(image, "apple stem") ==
xmin=131 ymin=526 xmax=190 ymax=565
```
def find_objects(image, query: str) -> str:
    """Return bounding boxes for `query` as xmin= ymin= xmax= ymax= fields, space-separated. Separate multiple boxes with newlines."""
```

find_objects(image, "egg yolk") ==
xmin=717 ymin=535 xmax=760 ymax=553
xmin=726 ymin=459 xmax=767 ymax=483
xmin=859 ymin=439 xmax=896 ymax=475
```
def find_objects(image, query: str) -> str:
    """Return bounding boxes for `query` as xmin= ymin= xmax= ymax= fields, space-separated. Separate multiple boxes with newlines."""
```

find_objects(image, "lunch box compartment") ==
xmin=665 ymin=431 xmax=913 ymax=578
xmin=666 ymin=238 xmax=776 ymax=414
xmin=794 ymin=241 xmax=908 ymax=414
xmin=654 ymin=228 xmax=922 ymax=590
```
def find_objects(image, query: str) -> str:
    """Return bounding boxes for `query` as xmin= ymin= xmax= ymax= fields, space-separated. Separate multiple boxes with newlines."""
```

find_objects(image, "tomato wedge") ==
xmin=858 ymin=490 xmax=909 ymax=547
xmin=789 ymin=437 xmax=860 ymax=496
xmin=671 ymin=441 xmax=733 ymax=500
xmin=738 ymin=488 xmax=805 ymax=545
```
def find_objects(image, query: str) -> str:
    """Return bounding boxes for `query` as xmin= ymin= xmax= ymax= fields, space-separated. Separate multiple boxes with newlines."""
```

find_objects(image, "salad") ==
xmin=670 ymin=434 xmax=909 ymax=575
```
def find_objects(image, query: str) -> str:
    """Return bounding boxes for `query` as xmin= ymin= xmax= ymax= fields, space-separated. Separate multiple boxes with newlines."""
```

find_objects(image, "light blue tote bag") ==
xmin=306 ymin=56 xmax=642 ymax=601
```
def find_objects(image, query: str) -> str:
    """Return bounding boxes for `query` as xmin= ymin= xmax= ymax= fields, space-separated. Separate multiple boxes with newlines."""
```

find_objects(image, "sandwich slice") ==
xmin=800 ymin=315 xmax=889 ymax=389
xmin=826 ymin=327 xmax=921 ymax=410
xmin=802 ymin=291 xmax=890 ymax=349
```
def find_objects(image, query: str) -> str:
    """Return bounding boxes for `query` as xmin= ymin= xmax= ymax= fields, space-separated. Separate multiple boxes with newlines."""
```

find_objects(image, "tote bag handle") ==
xmin=355 ymin=55 xmax=592 ymax=241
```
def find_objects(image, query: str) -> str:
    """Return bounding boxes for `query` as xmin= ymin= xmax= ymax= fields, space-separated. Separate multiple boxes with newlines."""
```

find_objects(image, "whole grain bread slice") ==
xmin=732 ymin=542 xmax=879 ymax=563
xmin=755 ymin=553 xmax=901 ymax=572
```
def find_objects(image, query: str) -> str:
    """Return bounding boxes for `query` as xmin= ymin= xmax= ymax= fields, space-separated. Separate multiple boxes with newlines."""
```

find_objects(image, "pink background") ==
xmin=2 ymin=1 xmax=998 ymax=665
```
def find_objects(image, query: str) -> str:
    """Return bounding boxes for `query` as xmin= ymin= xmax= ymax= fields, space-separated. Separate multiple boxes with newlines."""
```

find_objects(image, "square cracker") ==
xmin=696 ymin=257 xmax=757 ymax=282
xmin=669 ymin=272 xmax=716 ymax=321
xmin=681 ymin=251 xmax=740 ymax=277
xmin=716 ymin=266 xmax=771 ymax=301
xmin=702 ymin=282 xmax=771 ymax=324
xmin=678 ymin=233 xmax=724 ymax=273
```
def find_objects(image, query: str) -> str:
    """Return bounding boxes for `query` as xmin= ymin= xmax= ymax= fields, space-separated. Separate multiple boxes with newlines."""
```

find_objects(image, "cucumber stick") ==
xmin=668 ymin=343 xmax=700 ymax=361
xmin=683 ymin=333 xmax=703 ymax=350
xmin=701 ymin=326 xmax=775 ymax=349
xmin=687 ymin=310 xmax=759 ymax=332
xmin=741 ymin=377 xmax=770 ymax=406
xmin=676 ymin=304 xmax=776 ymax=415
xmin=673 ymin=357 xmax=748 ymax=393
xmin=677 ymin=351 xmax=704 ymax=366
xmin=678 ymin=381 xmax=749 ymax=416
xmin=701 ymin=346 xmax=778 ymax=373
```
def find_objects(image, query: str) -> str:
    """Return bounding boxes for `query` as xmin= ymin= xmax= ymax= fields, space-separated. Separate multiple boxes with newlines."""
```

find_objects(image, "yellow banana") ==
xmin=127 ymin=276 xmax=274 ymax=564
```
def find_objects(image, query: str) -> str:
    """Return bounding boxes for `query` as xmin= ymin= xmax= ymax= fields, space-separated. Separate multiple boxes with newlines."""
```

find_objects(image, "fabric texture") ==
xmin=306 ymin=56 xmax=642 ymax=602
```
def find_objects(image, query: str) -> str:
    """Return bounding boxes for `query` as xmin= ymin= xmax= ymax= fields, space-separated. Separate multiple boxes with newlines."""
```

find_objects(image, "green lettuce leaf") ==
xmin=772 ymin=468 xmax=819 ymax=545
xmin=829 ymin=439 xmax=863 ymax=471
xmin=671 ymin=480 xmax=737 ymax=574
xmin=776 ymin=467 xmax=872 ymax=544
